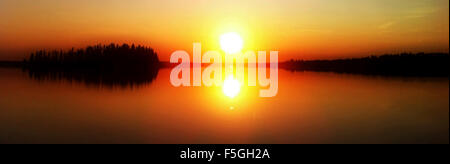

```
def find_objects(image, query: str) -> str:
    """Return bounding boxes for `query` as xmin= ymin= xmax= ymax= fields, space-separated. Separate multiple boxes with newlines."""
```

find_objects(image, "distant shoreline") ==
xmin=2 ymin=52 xmax=449 ymax=77
xmin=0 ymin=61 xmax=23 ymax=68
xmin=280 ymin=53 xmax=449 ymax=77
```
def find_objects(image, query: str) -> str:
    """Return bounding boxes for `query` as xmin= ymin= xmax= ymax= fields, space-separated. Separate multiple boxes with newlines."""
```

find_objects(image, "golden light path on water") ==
xmin=220 ymin=32 xmax=244 ymax=100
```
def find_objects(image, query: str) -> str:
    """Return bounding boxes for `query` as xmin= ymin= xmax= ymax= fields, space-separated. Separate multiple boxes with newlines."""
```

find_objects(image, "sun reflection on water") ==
xmin=222 ymin=75 xmax=241 ymax=98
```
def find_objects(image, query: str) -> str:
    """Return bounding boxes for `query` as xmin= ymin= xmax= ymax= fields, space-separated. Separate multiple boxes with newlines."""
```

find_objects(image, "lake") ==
xmin=0 ymin=67 xmax=448 ymax=144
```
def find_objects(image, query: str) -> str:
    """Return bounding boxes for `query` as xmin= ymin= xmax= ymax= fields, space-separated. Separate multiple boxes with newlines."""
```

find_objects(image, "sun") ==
xmin=220 ymin=32 xmax=243 ymax=54
xmin=222 ymin=76 xmax=241 ymax=98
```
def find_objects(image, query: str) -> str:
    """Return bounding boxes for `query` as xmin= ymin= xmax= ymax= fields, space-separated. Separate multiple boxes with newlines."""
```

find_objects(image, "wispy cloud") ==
xmin=378 ymin=21 xmax=395 ymax=30
xmin=404 ymin=6 xmax=438 ymax=19
xmin=295 ymin=28 xmax=333 ymax=34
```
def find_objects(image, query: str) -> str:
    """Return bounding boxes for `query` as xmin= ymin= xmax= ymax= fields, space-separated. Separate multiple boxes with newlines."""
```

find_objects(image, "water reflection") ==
xmin=222 ymin=75 xmax=241 ymax=98
xmin=0 ymin=67 xmax=448 ymax=144
xmin=25 ymin=68 xmax=159 ymax=89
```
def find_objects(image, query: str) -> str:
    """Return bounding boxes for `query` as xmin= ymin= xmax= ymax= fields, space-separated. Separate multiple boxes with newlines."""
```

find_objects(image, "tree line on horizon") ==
xmin=19 ymin=44 xmax=449 ymax=77
xmin=24 ymin=43 xmax=159 ymax=72
xmin=281 ymin=52 xmax=449 ymax=76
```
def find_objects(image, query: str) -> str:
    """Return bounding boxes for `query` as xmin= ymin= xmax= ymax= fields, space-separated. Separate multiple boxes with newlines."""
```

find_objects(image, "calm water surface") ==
xmin=0 ymin=68 xmax=448 ymax=144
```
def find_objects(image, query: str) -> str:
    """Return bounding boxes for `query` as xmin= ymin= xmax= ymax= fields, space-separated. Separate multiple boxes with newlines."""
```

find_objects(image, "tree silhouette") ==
xmin=23 ymin=43 xmax=160 ymax=88
xmin=281 ymin=52 xmax=449 ymax=77
xmin=24 ymin=43 xmax=159 ymax=70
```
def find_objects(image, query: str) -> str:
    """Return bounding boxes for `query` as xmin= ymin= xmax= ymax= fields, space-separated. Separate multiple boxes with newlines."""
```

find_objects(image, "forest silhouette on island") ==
xmin=23 ymin=43 xmax=160 ymax=88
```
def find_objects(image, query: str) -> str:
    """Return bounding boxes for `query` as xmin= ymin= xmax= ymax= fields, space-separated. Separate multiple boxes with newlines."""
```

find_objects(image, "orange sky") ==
xmin=0 ymin=0 xmax=448 ymax=61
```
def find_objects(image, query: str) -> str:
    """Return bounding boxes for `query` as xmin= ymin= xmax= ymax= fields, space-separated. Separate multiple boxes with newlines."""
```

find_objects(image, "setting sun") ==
xmin=220 ymin=32 xmax=244 ymax=54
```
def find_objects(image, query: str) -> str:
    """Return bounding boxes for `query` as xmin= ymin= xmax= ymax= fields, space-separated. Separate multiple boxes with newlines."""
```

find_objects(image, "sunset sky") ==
xmin=0 ymin=0 xmax=448 ymax=61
